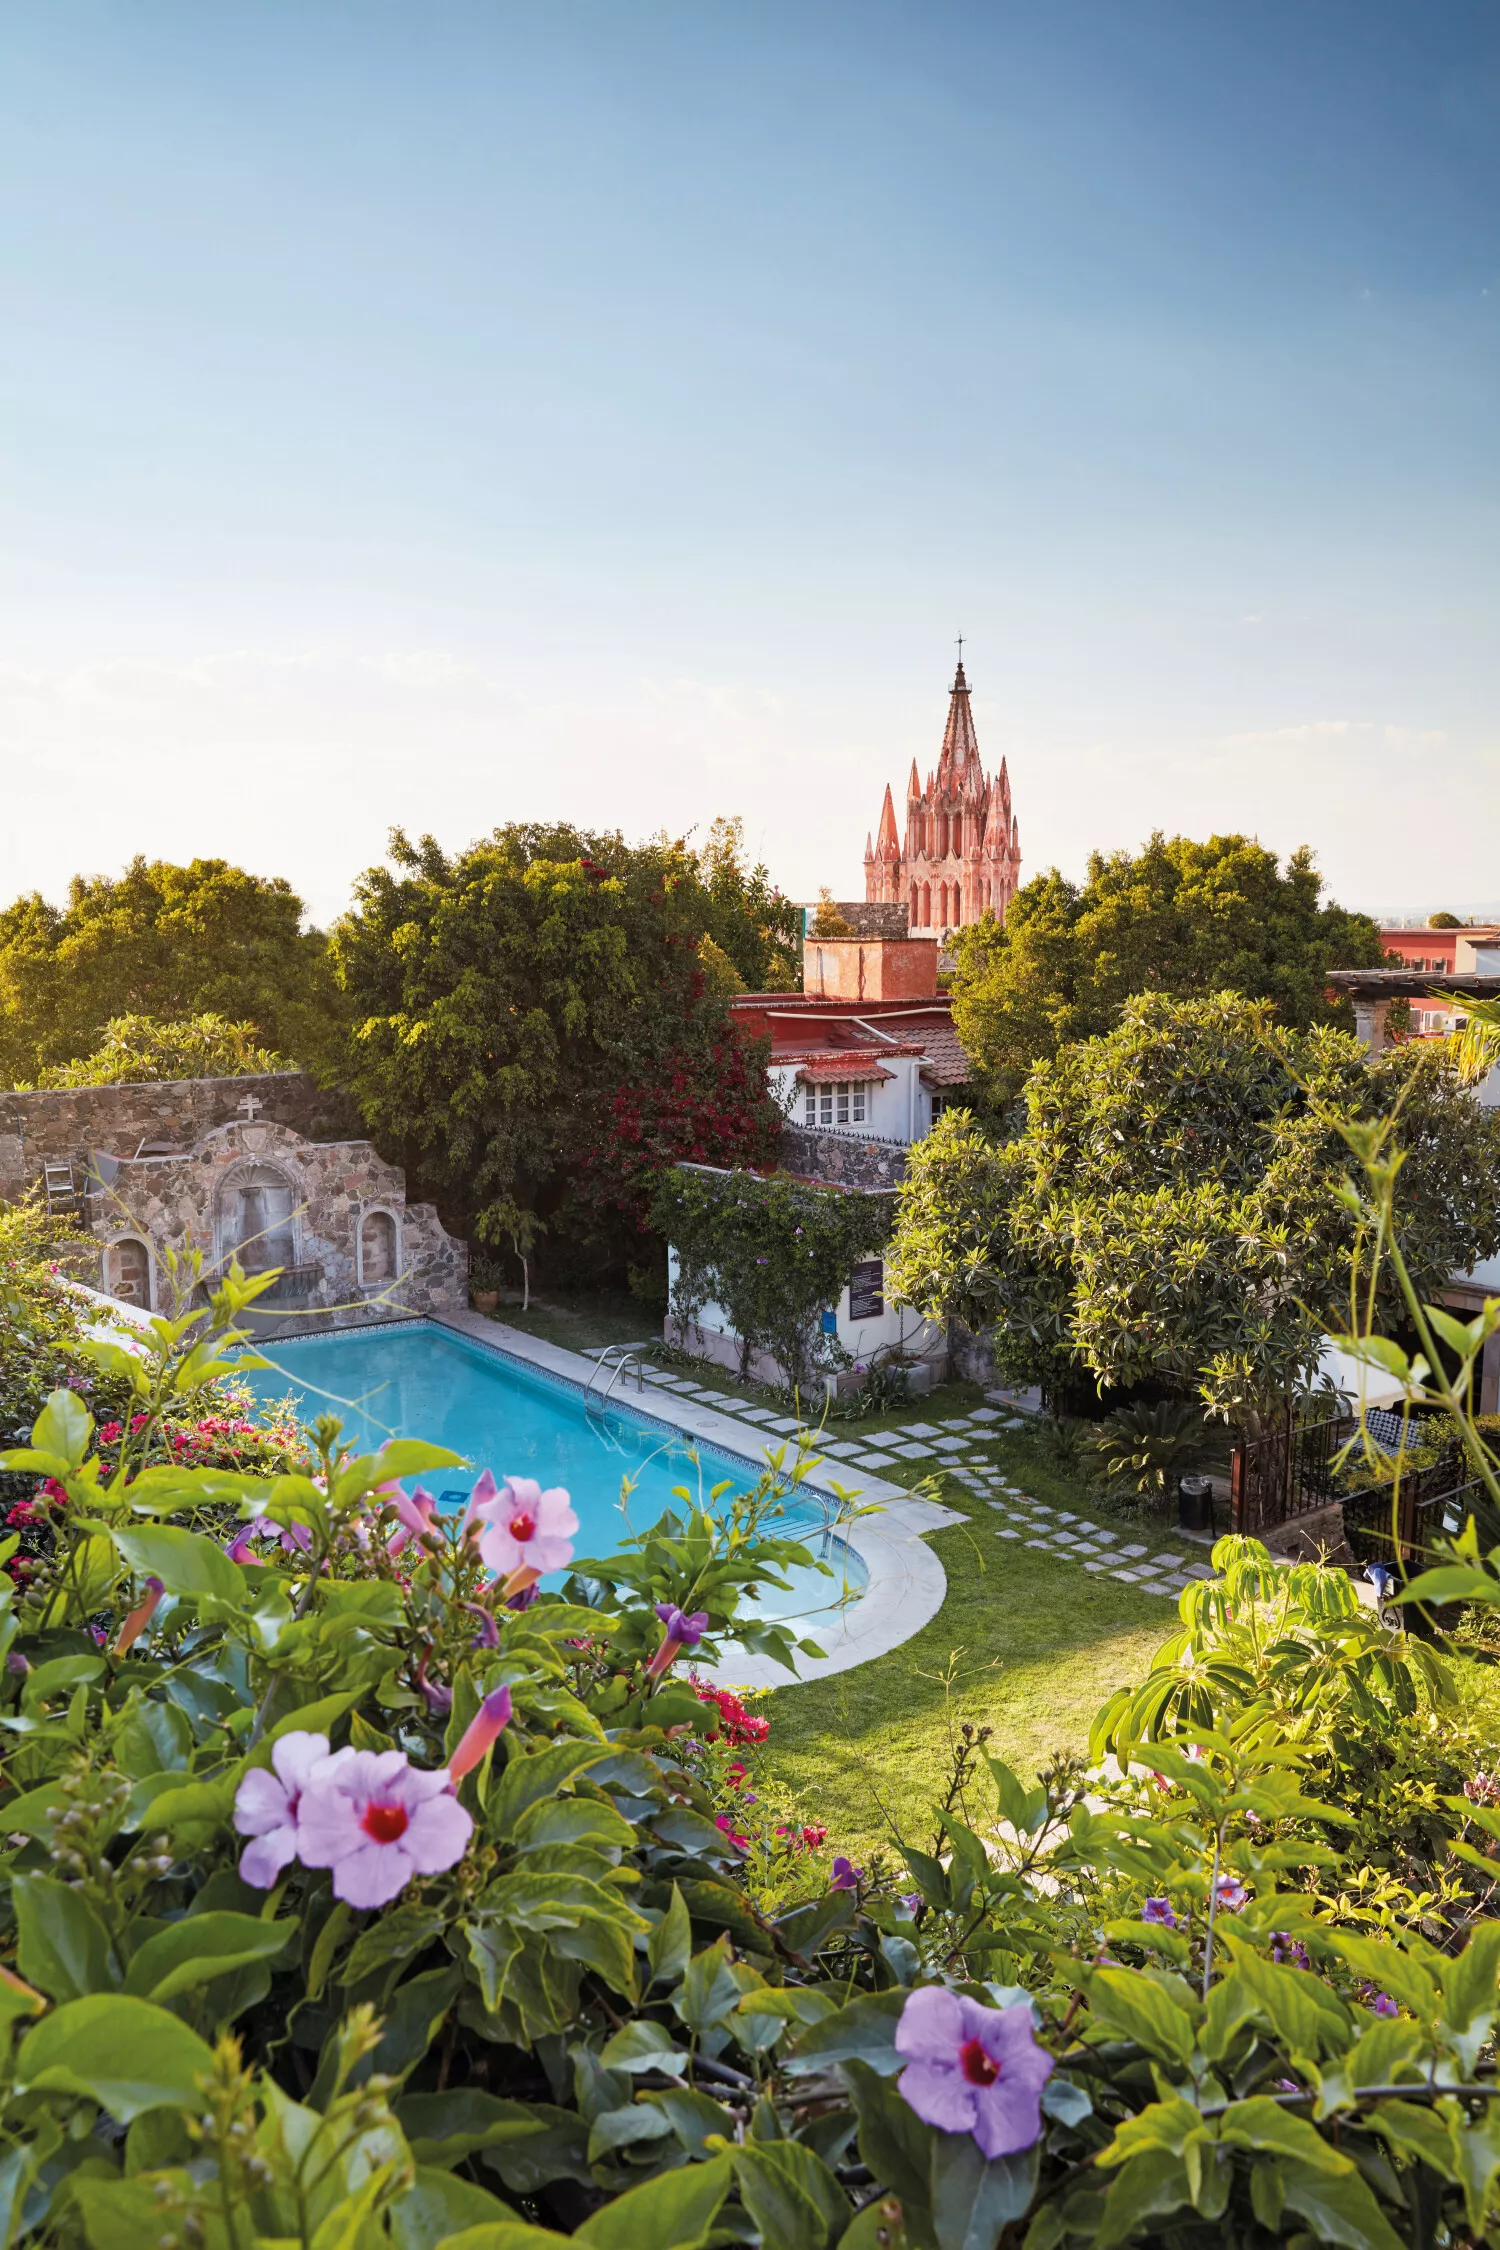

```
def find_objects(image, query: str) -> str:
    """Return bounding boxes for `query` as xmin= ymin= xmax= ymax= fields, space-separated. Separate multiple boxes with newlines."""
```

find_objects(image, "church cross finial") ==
xmin=236 ymin=1093 xmax=263 ymax=1123
xmin=955 ymin=633 xmax=964 ymax=663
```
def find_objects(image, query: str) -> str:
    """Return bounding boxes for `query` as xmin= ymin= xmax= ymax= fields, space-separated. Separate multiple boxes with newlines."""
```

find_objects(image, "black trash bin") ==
xmin=1178 ymin=1474 xmax=1215 ymax=1536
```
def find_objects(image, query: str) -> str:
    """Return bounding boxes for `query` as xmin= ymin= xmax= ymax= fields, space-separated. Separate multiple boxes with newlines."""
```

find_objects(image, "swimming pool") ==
xmin=239 ymin=1320 xmax=865 ymax=1627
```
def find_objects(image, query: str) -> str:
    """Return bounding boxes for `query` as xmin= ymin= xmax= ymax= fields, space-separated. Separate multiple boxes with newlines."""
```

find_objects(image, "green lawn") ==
xmin=747 ymin=1414 xmax=1187 ymax=1860
xmin=760 ymin=1525 xmax=1169 ymax=1862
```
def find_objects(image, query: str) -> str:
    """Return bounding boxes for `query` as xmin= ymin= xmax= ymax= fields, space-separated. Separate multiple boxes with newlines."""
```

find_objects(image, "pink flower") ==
xmin=113 ymin=1577 xmax=164 ymax=1657
xmin=296 ymin=1749 xmax=473 ymax=1908
xmin=471 ymin=1476 xmax=578 ymax=1581
xmin=895 ymin=1987 xmax=1053 ymax=2159
xmin=381 ymin=1484 xmax=439 ymax=1558
xmin=234 ymin=1730 xmax=331 ymax=1889
xmin=715 ymin=1812 xmax=749 ymax=1850
xmin=449 ymin=1685 xmax=514 ymax=1780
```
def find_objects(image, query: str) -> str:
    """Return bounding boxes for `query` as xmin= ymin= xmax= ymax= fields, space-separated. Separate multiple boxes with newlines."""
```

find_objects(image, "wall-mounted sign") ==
xmin=849 ymin=1259 xmax=885 ymax=1320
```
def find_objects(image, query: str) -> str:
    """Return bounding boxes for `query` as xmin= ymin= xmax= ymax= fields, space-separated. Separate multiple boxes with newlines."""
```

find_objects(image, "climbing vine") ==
xmin=652 ymin=1163 xmax=892 ymax=1387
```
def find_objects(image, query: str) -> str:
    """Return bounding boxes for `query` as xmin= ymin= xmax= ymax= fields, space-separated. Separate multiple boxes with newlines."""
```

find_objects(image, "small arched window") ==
xmin=360 ymin=1209 xmax=397 ymax=1285
xmin=106 ymin=1238 xmax=151 ymax=1308
xmin=921 ymin=882 xmax=931 ymax=927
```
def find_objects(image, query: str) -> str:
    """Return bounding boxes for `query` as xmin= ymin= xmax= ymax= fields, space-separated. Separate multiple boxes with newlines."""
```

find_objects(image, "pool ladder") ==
xmin=583 ymin=1345 xmax=649 ymax=1420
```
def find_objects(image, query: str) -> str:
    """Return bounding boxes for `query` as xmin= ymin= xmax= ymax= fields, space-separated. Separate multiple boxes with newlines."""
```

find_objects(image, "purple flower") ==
xmin=647 ymin=1603 xmax=710 ymax=1679
xmin=244 ymin=1515 xmax=314 ymax=1557
xmin=830 ymin=1856 xmax=863 ymax=1891
xmin=1361 ymin=1984 xmax=1399 ymax=2018
xmin=1141 ymin=1896 xmax=1177 ymax=1927
xmin=233 ymin=1730 xmax=331 ymax=1889
xmin=1270 ymin=1932 xmax=1310 ymax=1969
xmin=894 ymin=1987 xmax=1053 ymax=2159
xmin=1213 ymin=1874 xmax=1247 ymax=1913
xmin=899 ymin=1893 xmax=923 ymax=1914
xmin=296 ymin=1748 xmax=474 ymax=1908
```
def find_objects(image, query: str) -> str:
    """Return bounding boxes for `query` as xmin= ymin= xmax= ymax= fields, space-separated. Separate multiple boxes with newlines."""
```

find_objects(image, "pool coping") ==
xmin=428 ymin=1310 xmax=959 ymax=1691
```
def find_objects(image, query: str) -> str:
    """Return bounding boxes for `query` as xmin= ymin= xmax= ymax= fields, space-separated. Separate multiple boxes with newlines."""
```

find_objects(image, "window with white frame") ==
xmin=803 ymin=1079 xmax=869 ymax=1128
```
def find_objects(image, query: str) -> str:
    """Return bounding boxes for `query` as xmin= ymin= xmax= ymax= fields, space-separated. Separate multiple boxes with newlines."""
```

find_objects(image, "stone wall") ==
xmin=94 ymin=1118 xmax=466 ymax=1327
xmin=779 ymin=1122 xmax=908 ymax=1190
xmin=0 ymin=1072 xmax=359 ymax=1207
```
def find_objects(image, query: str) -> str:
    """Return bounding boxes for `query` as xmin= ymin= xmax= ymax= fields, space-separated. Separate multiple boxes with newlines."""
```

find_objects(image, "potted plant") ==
xmin=469 ymin=1251 xmax=503 ymax=1314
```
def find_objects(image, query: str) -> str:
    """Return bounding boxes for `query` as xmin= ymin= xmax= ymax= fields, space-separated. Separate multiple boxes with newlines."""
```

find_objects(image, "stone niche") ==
xmin=0 ymin=1073 xmax=467 ymax=1330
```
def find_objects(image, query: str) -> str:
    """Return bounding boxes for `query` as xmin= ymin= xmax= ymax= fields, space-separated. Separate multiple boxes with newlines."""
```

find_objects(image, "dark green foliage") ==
xmin=889 ymin=993 xmax=1500 ymax=1418
xmin=331 ymin=824 xmax=784 ymax=1284
xmin=949 ymin=832 xmax=1387 ymax=1100
xmin=655 ymin=1164 xmax=892 ymax=1386
xmin=0 ymin=856 xmax=335 ymax=1086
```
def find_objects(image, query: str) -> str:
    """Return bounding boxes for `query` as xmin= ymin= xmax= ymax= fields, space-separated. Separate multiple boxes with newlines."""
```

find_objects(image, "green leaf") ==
xmin=1399 ymin=1565 xmax=1500 ymax=1607
xmin=647 ymin=1883 xmax=692 ymax=1988
xmin=123 ymin=1912 xmax=294 ymax=2004
xmin=734 ymin=2142 xmax=849 ymax=2250
xmin=1277 ymin=2156 xmax=1407 ymax=2250
xmin=13 ymin=1873 xmax=118 ymax=2002
xmin=1217 ymin=2097 xmax=1350 ymax=2173
xmin=842 ymin=2057 xmax=935 ymax=2232
xmin=783 ymin=1989 xmax=907 ymax=2075
xmin=34 ymin=1388 xmax=94 ymax=1469
xmin=586 ymin=2102 xmax=676 ymax=2161
xmin=111 ymin=1524 xmax=245 ymax=1602
xmin=573 ymin=2154 xmax=734 ymax=2248
xmin=397 ymin=2089 xmax=560 ymax=2169
xmin=389 ymin=2166 xmax=519 ymax=2249
xmin=436 ymin=2228 xmax=570 ymax=2250
xmin=16 ymin=1994 xmax=216 ymax=2121
xmin=1326 ymin=1935 xmax=1437 ymax=2022
xmin=1441 ymin=1920 xmax=1500 ymax=2063
xmin=486 ymin=1741 xmax=612 ymax=1835
xmin=600 ymin=2019 xmax=688 ymax=2075
xmin=672 ymin=1936 xmax=743 ymax=2036
xmin=1084 ymin=1967 xmax=1196 ymax=2069
xmin=931 ymin=2133 xmax=1039 ymax=2250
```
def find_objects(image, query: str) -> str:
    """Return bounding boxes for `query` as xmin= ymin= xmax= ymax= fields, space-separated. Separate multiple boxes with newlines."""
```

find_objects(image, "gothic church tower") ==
xmin=863 ymin=656 xmax=1022 ymax=936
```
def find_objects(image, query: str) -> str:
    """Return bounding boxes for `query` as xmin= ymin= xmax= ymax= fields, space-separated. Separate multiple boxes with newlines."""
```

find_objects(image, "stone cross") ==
xmin=236 ymin=1094 xmax=264 ymax=1122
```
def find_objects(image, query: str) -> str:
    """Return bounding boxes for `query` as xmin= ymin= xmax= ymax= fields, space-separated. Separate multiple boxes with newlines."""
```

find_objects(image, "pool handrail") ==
xmin=583 ymin=1343 xmax=649 ymax=1419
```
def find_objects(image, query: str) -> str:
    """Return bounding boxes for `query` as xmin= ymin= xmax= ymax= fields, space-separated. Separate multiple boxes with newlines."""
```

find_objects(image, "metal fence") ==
xmin=1231 ymin=1407 xmax=1494 ymax=1562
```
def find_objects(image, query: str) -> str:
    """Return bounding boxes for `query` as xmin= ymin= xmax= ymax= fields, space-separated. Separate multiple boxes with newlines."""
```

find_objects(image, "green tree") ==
xmin=331 ymin=824 xmax=783 ymax=1282
xmin=950 ymin=832 xmax=1387 ymax=1099
xmin=695 ymin=815 xmax=802 ymax=989
xmin=889 ymin=991 xmax=1500 ymax=1421
xmin=22 ymin=1012 xmax=286 ymax=1088
xmin=0 ymin=857 xmax=333 ymax=1086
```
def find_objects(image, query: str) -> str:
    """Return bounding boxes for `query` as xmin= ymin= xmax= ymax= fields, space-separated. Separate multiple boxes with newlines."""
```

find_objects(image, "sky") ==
xmin=3 ymin=0 xmax=1497 ymax=929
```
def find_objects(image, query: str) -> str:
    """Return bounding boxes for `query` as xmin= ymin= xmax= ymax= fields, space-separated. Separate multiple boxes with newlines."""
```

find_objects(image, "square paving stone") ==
xmin=765 ymin=1417 xmax=800 ymax=1433
xmin=1184 ymin=1564 xmax=1218 ymax=1580
xmin=969 ymin=1407 xmax=1002 ymax=1422
xmin=901 ymin=1423 xmax=940 ymax=1438
xmin=1082 ymin=1559 xmax=1110 ymax=1572
xmin=1024 ymin=1538 xmax=1053 ymax=1551
xmin=996 ymin=1528 xmax=1022 ymax=1540
xmin=856 ymin=1451 xmax=897 ymax=1470
xmin=1119 ymin=1543 xmax=1149 ymax=1558
xmin=1111 ymin=1568 xmax=1144 ymax=1583
xmin=930 ymin=1436 xmax=968 ymax=1453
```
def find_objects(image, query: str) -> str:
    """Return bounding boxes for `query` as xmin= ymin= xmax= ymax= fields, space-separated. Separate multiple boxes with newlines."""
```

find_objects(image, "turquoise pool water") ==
xmin=240 ymin=1322 xmax=864 ymax=1626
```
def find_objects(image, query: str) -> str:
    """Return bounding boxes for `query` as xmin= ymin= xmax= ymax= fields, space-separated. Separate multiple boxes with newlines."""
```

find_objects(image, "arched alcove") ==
xmin=105 ymin=1237 xmax=152 ymax=1309
xmin=359 ymin=1208 xmax=398 ymax=1286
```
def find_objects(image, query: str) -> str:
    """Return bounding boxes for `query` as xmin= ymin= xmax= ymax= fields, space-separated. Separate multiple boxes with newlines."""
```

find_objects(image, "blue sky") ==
xmin=3 ymin=1 xmax=1496 ymax=924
